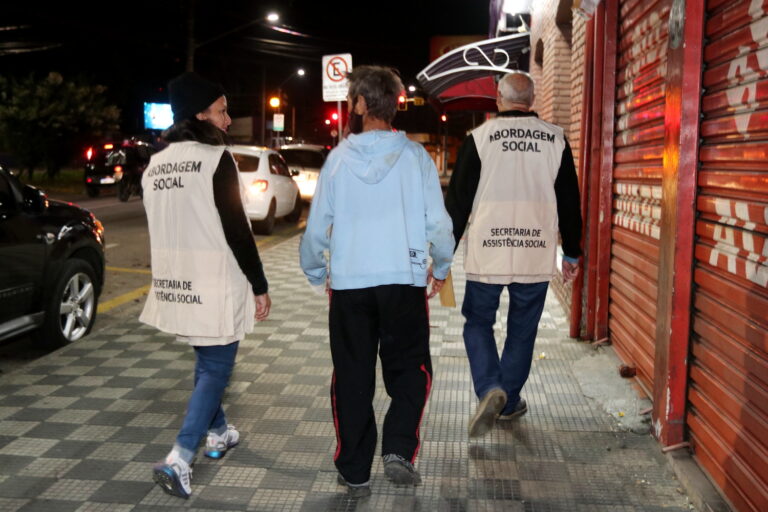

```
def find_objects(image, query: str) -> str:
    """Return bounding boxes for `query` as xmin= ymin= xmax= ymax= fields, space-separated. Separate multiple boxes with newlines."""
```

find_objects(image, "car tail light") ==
xmin=103 ymin=143 xmax=114 ymax=150
xmin=86 ymin=177 xmax=93 ymax=183
xmin=86 ymin=147 xmax=93 ymax=161
xmin=249 ymin=180 xmax=268 ymax=194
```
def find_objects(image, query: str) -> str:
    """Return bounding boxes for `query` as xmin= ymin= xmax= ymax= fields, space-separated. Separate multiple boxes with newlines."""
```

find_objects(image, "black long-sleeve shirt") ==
xmin=445 ymin=110 xmax=583 ymax=259
xmin=212 ymin=151 xmax=269 ymax=295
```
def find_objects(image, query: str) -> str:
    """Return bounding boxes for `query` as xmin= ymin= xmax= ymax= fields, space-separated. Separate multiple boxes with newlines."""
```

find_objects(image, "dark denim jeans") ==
xmin=175 ymin=341 xmax=239 ymax=460
xmin=461 ymin=280 xmax=548 ymax=415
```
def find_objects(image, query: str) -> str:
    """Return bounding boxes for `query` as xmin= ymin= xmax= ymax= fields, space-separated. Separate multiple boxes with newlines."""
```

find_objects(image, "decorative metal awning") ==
xmin=416 ymin=33 xmax=530 ymax=112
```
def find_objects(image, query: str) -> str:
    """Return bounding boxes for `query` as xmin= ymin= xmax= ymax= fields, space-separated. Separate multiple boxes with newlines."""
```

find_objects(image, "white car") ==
xmin=230 ymin=145 xmax=302 ymax=235
xmin=279 ymin=144 xmax=328 ymax=201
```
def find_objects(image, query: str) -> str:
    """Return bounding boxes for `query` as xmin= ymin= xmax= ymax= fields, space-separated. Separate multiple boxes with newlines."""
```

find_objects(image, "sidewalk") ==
xmin=0 ymin=235 xmax=695 ymax=511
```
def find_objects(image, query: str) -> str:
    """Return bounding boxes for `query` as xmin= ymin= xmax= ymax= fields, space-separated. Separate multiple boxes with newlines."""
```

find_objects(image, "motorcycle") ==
xmin=117 ymin=167 xmax=144 ymax=202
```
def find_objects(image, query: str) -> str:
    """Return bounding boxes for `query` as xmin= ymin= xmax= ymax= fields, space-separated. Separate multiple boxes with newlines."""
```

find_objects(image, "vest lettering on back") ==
xmin=465 ymin=117 xmax=564 ymax=279
xmin=145 ymin=160 xmax=202 ymax=192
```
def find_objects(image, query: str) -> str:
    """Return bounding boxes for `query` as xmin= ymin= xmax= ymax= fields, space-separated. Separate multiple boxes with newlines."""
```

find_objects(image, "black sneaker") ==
xmin=468 ymin=388 xmax=507 ymax=437
xmin=382 ymin=453 xmax=422 ymax=485
xmin=336 ymin=473 xmax=372 ymax=498
xmin=498 ymin=398 xmax=528 ymax=420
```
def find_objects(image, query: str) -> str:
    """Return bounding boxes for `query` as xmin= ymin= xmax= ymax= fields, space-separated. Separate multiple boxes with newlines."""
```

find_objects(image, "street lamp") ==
xmin=274 ymin=68 xmax=306 ymax=142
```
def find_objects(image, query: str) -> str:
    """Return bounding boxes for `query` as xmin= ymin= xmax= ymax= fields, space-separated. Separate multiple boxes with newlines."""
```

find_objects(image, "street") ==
xmin=0 ymin=192 xmax=308 ymax=375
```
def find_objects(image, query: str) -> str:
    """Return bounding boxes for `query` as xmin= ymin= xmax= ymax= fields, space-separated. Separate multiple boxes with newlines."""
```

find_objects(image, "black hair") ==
xmin=162 ymin=118 xmax=231 ymax=146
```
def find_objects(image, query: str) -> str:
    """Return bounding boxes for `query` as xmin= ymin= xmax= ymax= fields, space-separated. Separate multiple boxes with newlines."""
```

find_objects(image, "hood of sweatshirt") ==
xmin=337 ymin=130 xmax=408 ymax=184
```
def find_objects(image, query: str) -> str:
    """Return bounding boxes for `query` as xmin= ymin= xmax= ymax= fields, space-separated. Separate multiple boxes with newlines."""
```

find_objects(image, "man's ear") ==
xmin=354 ymin=95 xmax=367 ymax=115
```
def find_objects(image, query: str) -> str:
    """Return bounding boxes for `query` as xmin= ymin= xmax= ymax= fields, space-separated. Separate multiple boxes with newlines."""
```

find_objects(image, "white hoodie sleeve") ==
xmin=420 ymin=149 xmax=454 ymax=280
xmin=299 ymin=156 xmax=335 ymax=286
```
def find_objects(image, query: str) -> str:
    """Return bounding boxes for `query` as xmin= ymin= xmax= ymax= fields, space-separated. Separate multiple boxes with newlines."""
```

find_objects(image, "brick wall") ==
xmin=529 ymin=0 xmax=573 ymax=129
xmin=529 ymin=0 xmax=589 ymax=318
xmin=569 ymin=15 xmax=587 ymax=175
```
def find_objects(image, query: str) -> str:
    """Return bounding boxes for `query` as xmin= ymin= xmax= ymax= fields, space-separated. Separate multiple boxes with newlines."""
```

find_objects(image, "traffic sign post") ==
xmin=323 ymin=53 xmax=352 ymax=145
xmin=273 ymin=113 xmax=285 ymax=132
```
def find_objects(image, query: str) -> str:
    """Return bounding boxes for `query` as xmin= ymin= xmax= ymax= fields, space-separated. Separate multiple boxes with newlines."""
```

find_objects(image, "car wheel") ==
xmin=285 ymin=193 xmax=302 ymax=223
xmin=86 ymin=186 xmax=100 ymax=198
xmin=251 ymin=200 xmax=276 ymax=235
xmin=38 ymin=259 xmax=99 ymax=347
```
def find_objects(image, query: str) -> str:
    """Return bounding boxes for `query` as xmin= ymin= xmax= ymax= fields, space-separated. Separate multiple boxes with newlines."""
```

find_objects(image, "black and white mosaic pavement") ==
xmin=0 ymin=236 xmax=693 ymax=511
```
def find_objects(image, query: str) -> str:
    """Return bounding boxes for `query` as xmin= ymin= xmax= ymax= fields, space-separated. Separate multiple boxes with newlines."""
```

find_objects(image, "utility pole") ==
xmin=185 ymin=0 xmax=195 ymax=71
xmin=260 ymin=67 xmax=266 ymax=145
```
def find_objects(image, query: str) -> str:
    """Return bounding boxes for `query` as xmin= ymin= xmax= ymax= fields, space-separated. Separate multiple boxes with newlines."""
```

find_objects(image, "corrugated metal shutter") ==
xmin=610 ymin=0 xmax=670 ymax=395
xmin=691 ymin=1 xmax=768 ymax=511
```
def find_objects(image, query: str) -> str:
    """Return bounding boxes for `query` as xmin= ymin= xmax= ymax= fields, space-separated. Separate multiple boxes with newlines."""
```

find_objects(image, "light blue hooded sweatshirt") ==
xmin=299 ymin=130 xmax=454 ymax=290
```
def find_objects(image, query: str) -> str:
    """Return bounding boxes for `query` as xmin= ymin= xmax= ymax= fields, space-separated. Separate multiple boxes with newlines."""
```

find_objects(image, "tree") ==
xmin=0 ymin=72 xmax=120 ymax=178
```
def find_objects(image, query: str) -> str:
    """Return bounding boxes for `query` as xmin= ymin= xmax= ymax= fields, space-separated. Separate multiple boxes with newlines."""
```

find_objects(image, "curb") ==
xmin=666 ymin=449 xmax=733 ymax=512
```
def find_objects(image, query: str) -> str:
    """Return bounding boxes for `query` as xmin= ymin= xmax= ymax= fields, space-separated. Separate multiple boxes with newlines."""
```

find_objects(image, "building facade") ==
xmin=521 ymin=1 xmax=768 ymax=511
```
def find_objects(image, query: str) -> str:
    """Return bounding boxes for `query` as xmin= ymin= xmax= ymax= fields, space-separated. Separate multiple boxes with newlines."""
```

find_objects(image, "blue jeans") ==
xmin=462 ymin=281 xmax=548 ymax=415
xmin=175 ymin=342 xmax=239 ymax=461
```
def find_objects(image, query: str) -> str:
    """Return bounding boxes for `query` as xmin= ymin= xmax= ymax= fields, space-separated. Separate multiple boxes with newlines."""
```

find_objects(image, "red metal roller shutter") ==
xmin=693 ymin=0 xmax=768 ymax=510
xmin=610 ymin=0 xmax=670 ymax=395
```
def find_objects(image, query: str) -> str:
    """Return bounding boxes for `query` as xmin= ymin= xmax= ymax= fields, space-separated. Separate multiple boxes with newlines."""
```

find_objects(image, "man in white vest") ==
xmin=141 ymin=72 xmax=271 ymax=499
xmin=446 ymin=71 xmax=582 ymax=438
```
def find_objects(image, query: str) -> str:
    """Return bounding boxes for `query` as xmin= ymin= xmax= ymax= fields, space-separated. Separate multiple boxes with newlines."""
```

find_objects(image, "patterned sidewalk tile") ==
xmin=0 ymin=235 xmax=693 ymax=511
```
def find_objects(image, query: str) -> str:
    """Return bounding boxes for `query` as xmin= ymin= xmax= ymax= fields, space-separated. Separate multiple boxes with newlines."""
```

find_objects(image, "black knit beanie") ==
xmin=168 ymin=72 xmax=225 ymax=123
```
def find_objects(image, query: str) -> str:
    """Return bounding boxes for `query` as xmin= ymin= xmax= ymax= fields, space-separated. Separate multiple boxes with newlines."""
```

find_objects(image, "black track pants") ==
xmin=329 ymin=284 xmax=433 ymax=485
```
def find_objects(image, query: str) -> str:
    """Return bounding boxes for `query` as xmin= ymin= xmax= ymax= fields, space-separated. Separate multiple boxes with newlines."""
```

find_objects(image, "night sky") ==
xmin=2 ymin=0 xmax=490 ymax=140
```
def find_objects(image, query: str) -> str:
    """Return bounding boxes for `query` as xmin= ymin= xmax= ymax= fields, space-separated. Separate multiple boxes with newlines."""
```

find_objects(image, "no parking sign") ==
xmin=322 ymin=53 xmax=352 ymax=102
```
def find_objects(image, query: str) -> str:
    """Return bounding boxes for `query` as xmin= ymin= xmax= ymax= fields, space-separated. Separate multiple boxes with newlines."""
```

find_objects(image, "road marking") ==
xmin=106 ymin=266 xmax=151 ymax=274
xmin=98 ymin=284 xmax=150 ymax=313
xmin=105 ymin=243 xmax=119 ymax=249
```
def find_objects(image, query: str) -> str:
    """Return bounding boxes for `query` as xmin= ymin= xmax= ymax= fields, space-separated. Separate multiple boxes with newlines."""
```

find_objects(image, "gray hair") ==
xmin=346 ymin=66 xmax=404 ymax=123
xmin=497 ymin=71 xmax=535 ymax=106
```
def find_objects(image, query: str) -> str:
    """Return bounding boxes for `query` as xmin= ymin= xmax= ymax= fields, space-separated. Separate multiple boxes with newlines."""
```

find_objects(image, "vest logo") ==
xmin=152 ymin=278 xmax=203 ymax=305
xmin=488 ymin=128 xmax=555 ymax=143
xmin=146 ymin=160 xmax=202 ymax=192
xmin=488 ymin=127 xmax=555 ymax=153
xmin=481 ymin=227 xmax=547 ymax=248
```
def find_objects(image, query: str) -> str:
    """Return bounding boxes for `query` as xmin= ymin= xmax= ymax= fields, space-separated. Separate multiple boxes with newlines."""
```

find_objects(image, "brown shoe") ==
xmin=468 ymin=388 xmax=507 ymax=438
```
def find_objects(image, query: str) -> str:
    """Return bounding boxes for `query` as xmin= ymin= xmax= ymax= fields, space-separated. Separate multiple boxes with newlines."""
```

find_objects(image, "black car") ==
xmin=0 ymin=166 xmax=105 ymax=346
xmin=84 ymin=140 xmax=156 ymax=201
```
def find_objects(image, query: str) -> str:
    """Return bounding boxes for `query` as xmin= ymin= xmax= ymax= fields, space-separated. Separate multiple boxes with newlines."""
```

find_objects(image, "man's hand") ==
xmin=254 ymin=293 xmax=271 ymax=321
xmin=427 ymin=267 xmax=445 ymax=299
xmin=562 ymin=259 xmax=580 ymax=282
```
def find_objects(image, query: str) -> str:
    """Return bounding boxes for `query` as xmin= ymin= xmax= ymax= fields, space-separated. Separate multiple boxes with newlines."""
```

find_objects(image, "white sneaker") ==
xmin=204 ymin=424 xmax=240 ymax=459
xmin=152 ymin=452 xmax=192 ymax=498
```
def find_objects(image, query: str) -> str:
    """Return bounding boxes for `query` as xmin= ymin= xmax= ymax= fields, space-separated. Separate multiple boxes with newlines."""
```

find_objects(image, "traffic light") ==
xmin=331 ymin=112 xmax=339 ymax=121
xmin=397 ymin=95 xmax=408 ymax=111
xmin=440 ymin=114 xmax=447 ymax=122
xmin=269 ymin=96 xmax=280 ymax=109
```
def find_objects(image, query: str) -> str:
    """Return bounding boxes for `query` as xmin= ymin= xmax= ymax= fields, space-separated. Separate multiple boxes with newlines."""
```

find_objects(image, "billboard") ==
xmin=143 ymin=102 xmax=174 ymax=130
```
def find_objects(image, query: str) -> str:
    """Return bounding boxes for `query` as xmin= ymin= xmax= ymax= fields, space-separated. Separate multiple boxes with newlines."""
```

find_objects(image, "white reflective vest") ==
xmin=465 ymin=116 xmax=565 ymax=283
xmin=139 ymin=141 xmax=255 ymax=344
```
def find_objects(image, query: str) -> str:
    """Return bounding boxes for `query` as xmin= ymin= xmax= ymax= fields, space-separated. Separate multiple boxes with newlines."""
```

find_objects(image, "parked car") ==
xmin=278 ymin=144 xmax=328 ymax=201
xmin=0 ymin=166 xmax=105 ymax=346
xmin=84 ymin=140 xmax=157 ymax=201
xmin=230 ymin=145 xmax=302 ymax=235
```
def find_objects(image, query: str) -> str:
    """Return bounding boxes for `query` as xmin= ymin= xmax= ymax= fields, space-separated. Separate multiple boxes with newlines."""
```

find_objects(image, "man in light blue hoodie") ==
xmin=300 ymin=66 xmax=454 ymax=497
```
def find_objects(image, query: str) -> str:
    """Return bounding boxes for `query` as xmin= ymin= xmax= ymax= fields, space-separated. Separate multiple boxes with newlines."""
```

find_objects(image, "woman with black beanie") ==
xmin=141 ymin=71 xmax=271 ymax=499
